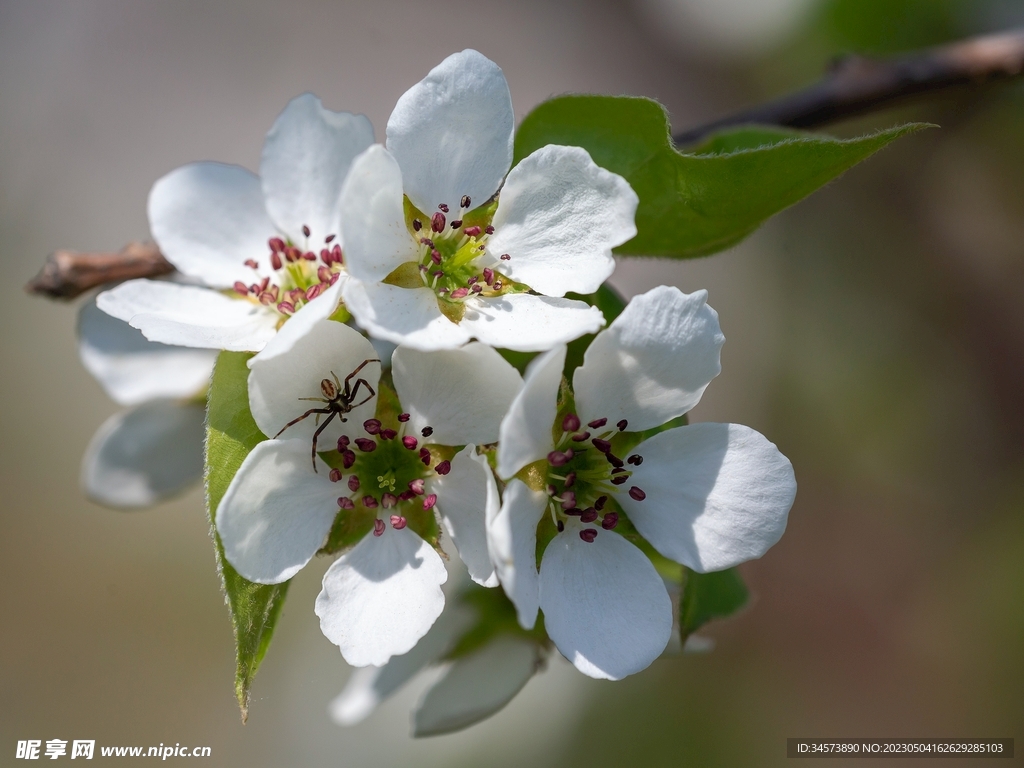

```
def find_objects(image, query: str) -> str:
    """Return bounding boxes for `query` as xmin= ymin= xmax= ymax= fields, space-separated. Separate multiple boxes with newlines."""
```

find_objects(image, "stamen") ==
xmin=305 ymin=283 xmax=324 ymax=300
xmin=302 ymin=224 xmax=311 ymax=237
xmin=463 ymin=225 xmax=481 ymax=237
xmin=571 ymin=431 xmax=591 ymax=442
xmin=373 ymin=519 xmax=386 ymax=536
xmin=606 ymin=453 xmax=624 ymax=468
xmin=398 ymin=413 xmax=411 ymax=423
xmin=450 ymin=287 xmax=469 ymax=299
xmin=363 ymin=419 xmax=381 ymax=435
xmin=601 ymin=513 xmax=619 ymax=530
xmin=450 ymin=219 xmax=463 ymax=229
xmin=382 ymin=493 xmax=398 ymax=508
xmin=580 ymin=508 xmax=598 ymax=523
xmin=302 ymin=251 xmax=317 ymax=261
xmin=627 ymin=454 xmax=643 ymax=465
xmin=363 ymin=495 xmax=379 ymax=508
xmin=338 ymin=497 xmax=355 ymax=510
xmin=341 ymin=450 xmax=355 ymax=469
xmin=434 ymin=460 xmax=451 ymax=476
xmin=329 ymin=468 xmax=343 ymax=483
xmin=271 ymin=252 xmax=283 ymax=270
xmin=628 ymin=486 xmax=647 ymax=501
xmin=493 ymin=280 xmax=502 ymax=290
xmin=277 ymin=302 xmax=295 ymax=315
xmin=482 ymin=268 xmax=494 ymax=285
xmin=611 ymin=476 xmax=628 ymax=485
xmin=331 ymin=244 xmax=343 ymax=263
xmin=420 ymin=237 xmax=435 ymax=247
xmin=402 ymin=436 xmax=418 ymax=450
xmin=348 ymin=476 xmax=360 ymax=492
xmin=233 ymin=282 xmax=249 ymax=296
xmin=390 ymin=514 xmax=407 ymax=529
xmin=562 ymin=414 xmax=581 ymax=432
xmin=547 ymin=450 xmax=570 ymax=467
xmin=419 ymin=447 xmax=431 ymax=466
xmin=325 ymin=234 xmax=336 ymax=243
xmin=560 ymin=491 xmax=577 ymax=510
xmin=592 ymin=438 xmax=612 ymax=454
xmin=611 ymin=467 xmax=628 ymax=475
xmin=471 ymin=284 xmax=482 ymax=293
xmin=617 ymin=419 xmax=628 ymax=431
xmin=421 ymin=426 xmax=434 ymax=437
xmin=431 ymin=250 xmax=442 ymax=264
xmin=380 ymin=428 xmax=398 ymax=440
xmin=499 ymin=254 xmax=510 ymax=261
xmin=564 ymin=471 xmax=576 ymax=488
xmin=423 ymin=494 xmax=437 ymax=510
xmin=557 ymin=520 xmax=565 ymax=532
xmin=354 ymin=438 xmax=377 ymax=453
xmin=579 ymin=529 xmax=598 ymax=543
xmin=595 ymin=495 xmax=607 ymax=510
xmin=460 ymin=195 xmax=471 ymax=208
xmin=398 ymin=490 xmax=416 ymax=501
xmin=412 ymin=219 xmax=422 ymax=231
xmin=269 ymin=237 xmax=285 ymax=253
xmin=408 ymin=478 xmax=425 ymax=495
xmin=244 ymin=259 xmax=259 ymax=269
xmin=438 ymin=203 xmax=449 ymax=213
xmin=485 ymin=225 xmax=494 ymax=235
xmin=565 ymin=507 xmax=583 ymax=517
xmin=431 ymin=212 xmax=446 ymax=232
xmin=318 ymin=266 xmax=332 ymax=282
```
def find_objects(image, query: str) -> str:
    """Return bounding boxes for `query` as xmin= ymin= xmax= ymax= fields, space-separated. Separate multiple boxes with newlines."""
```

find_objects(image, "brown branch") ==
xmin=25 ymin=241 xmax=173 ymax=300
xmin=674 ymin=27 xmax=1024 ymax=146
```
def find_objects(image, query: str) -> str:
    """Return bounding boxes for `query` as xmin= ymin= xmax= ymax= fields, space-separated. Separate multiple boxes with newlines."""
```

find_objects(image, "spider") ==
xmin=273 ymin=358 xmax=380 ymax=471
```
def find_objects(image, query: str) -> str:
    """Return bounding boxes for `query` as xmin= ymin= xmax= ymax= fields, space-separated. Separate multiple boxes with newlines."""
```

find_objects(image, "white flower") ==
xmin=97 ymin=94 xmax=374 ymax=354
xmin=77 ymin=296 xmax=215 ymax=508
xmin=488 ymin=286 xmax=797 ymax=680
xmin=339 ymin=49 xmax=639 ymax=352
xmin=215 ymin=318 xmax=523 ymax=666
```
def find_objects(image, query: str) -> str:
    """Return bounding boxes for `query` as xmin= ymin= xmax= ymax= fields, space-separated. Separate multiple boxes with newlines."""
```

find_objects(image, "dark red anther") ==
xmin=595 ymin=495 xmax=607 ymax=511
xmin=354 ymin=438 xmax=377 ymax=452
xmin=408 ymin=478 xmax=425 ymax=495
xmin=564 ymin=472 xmax=576 ymax=488
xmin=431 ymin=249 xmax=442 ymax=264
xmin=259 ymin=291 xmax=275 ymax=305
xmin=342 ymin=450 xmax=356 ymax=469
xmin=277 ymin=301 xmax=295 ymax=315
xmin=562 ymin=414 xmax=581 ymax=432
xmin=325 ymin=234 xmax=336 ymax=243
xmin=571 ymin=431 xmax=591 ymax=442
xmin=373 ymin=518 xmax=386 ymax=536
xmin=592 ymin=438 xmax=612 ymax=454
xmin=331 ymin=244 xmax=342 ymax=263
xmin=565 ymin=507 xmax=582 ymax=516
xmin=588 ymin=418 xmax=607 ymax=429
xmin=249 ymin=283 xmax=260 ymax=294
xmin=318 ymin=265 xmax=332 ymax=282
xmin=606 ymin=453 xmax=624 ymax=468
xmin=560 ymin=491 xmax=577 ymax=510
xmin=285 ymin=246 xmax=301 ymax=262
xmin=617 ymin=419 xmax=628 ymax=431
xmin=547 ymin=451 xmax=569 ymax=467
xmin=338 ymin=497 xmax=355 ymax=510
xmin=547 ymin=484 xmax=558 ymax=496
xmin=601 ymin=513 xmax=619 ymax=530
xmin=363 ymin=495 xmax=379 ymax=508
xmin=460 ymin=195 xmax=471 ymax=208
xmin=302 ymin=224 xmax=311 ymax=237
xmin=329 ymin=468 xmax=343 ymax=483
xmin=269 ymin=237 xmax=285 ymax=253
xmin=611 ymin=476 xmax=628 ymax=485
xmin=450 ymin=287 xmax=469 ymax=299
xmin=580 ymin=507 xmax=598 ymax=523
xmin=423 ymin=494 xmax=437 ymax=510
xmin=431 ymin=212 xmax=446 ymax=232
xmin=363 ymin=419 xmax=381 ymax=435
xmin=302 ymin=250 xmax=316 ymax=261
xmin=390 ymin=514 xmax=407 ymax=529
xmin=305 ymin=283 xmax=324 ymax=300
xmin=482 ymin=268 xmax=494 ymax=285
xmin=463 ymin=225 xmax=481 ymax=237
xmin=450 ymin=219 xmax=463 ymax=229
xmin=398 ymin=413 xmax=411 ymax=423
xmin=421 ymin=426 xmax=434 ymax=437
xmin=320 ymin=248 xmax=331 ymax=264
xmin=412 ymin=219 xmax=422 ymax=231
xmin=434 ymin=460 xmax=451 ymax=476
xmin=398 ymin=490 xmax=416 ymax=501
xmin=580 ymin=528 xmax=598 ymax=543
xmin=493 ymin=280 xmax=502 ymax=290
xmin=380 ymin=428 xmax=397 ymax=440
xmin=628 ymin=486 xmax=647 ymax=501
xmin=471 ymin=284 xmax=482 ymax=293
xmin=439 ymin=203 xmax=449 ymax=213
xmin=419 ymin=237 xmax=434 ymax=247
xmin=419 ymin=447 xmax=431 ymax=465
xmin=382 ymin=493 xmax=398 ymax=508
xmin=244 ymin=259 xmax=259 ymax=269
xmin=270 ymin=252 xmax=283 ymax=270
xmin=627 ymin=454 xmax=643 ymax=466
xmin=485 ymin=225 xmax=494 ymax=235
xmin=611 ymin=466 xmax=628 ymax=475
xmin=557 ymin=520 xmax=565 ymax=532
xmin=402 ymin=436 xmax=418 ymax=450
xmin=500 ymin=254 xmax=510 ymax=261
xmin=348 ymin=475 xmax=360 ymax=492
xmin=233 ymin=281 xmax=249 ymax=296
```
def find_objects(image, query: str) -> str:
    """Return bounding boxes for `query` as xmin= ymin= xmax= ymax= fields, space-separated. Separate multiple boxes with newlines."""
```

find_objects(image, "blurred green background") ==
xmin=1 ymin=0 xmax=1022 ymax=765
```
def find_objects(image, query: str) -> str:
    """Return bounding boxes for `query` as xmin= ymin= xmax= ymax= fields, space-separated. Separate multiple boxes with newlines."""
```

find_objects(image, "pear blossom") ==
xmin=339 ymin=49 xmax=639 ymax=352
xmin=77 ymin=296 xmax=215 ymax=508
xmin=215 ymin=318 xmax=523 ymax=666
xmin=487 ymin=286 xmax=797 ymax=680
xmin=97 ymin=93 xmax=374 ymax=354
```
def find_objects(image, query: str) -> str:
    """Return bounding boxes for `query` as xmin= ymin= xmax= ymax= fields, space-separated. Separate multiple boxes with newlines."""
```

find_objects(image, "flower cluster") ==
xmin=83 ymin=49 xmax=796 ymax=733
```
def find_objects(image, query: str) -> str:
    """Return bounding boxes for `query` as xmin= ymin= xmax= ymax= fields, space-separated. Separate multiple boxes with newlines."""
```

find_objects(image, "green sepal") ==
xmin=679 ymin=567 xmax=750 ymax=639
xmin=445 ymin=584 xmax=549 ymax=661
xmin=205 ymin=351 xmax=289 ymax=722
xmin=513 ymin=95 xmax=929 ymax=259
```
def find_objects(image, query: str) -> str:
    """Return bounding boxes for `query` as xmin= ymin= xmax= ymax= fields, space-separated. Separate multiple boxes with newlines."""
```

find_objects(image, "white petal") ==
xmin=574 ymin=287 xmax=724 ymax=432
xmin=413 ymin=636 xmax=540 ymax=737
xmin=428 ymin=446 xmax=499 ymax=587
xmin=496 ymin=346 xmax=564 ymax=480
xmin=316 ymin=526 xmax=448 ymax=667
xmin=148 ymin=162 xmax=277 ymax=287
xmin=487 ymin=479 xmax=546 ymax=629
xmin=329 ymin=602 xmax=475 ymax=725
xmin=96 ymin=279 xmax=279 ymax=352
xmin=386 ymin=49 xmax=514 ymax=215
xmin=616 ymin=423 xmax=796 ymax=572
xmin=260 ymin=93 xmax=374 ymax=244
xmin=342 ymin=280 xmax=470 ymax=351
xmin=486 ymin=145 xmax=637 ymax=296
xmin=338 ymin=145 xmax=419 ymax=283
xmin=81 ymin=401 xmax=205 ymax=509
xmin=77 ymin=297 xmax=216 ymax=406
xmin=215 ymin=439 xmax=340 ymax=584
xmin=248 ymin=318 xmax=380 ymax=450
xmin=460 ymin=294 xmax=605 ymax=352
xmin=392 ymin=342 xmax=523 ymax=446
xmin=249 ymin=276 xmax=345 ymax=362
xmin=539 ymin=528 xmax=672 ymax=680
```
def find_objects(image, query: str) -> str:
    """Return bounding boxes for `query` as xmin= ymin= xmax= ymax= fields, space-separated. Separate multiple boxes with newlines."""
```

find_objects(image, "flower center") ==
xmin=232 ymin=225 xmax=343 ymax=318
xmin=328 ymin=413 xmax=450 ymax=539
xmin=542 ymin=413 xmax=647 ymax=543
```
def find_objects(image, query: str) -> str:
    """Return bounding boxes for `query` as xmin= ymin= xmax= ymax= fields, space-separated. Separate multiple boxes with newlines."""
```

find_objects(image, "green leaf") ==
xmin=679 ymin=567 xmax=750 ymax=638
xmin=206 ymin=351 xmax=289 ymax=722
xmin=513 ymin=95 xmax=928 ymax=259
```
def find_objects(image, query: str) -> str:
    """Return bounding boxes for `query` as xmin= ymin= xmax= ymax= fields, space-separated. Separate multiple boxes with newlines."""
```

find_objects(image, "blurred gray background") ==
xmin=2 ymin=0 xmax=1022 ymax=765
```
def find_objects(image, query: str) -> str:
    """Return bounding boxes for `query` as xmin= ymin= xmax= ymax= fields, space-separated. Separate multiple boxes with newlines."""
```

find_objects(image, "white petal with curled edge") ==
xmin=97 ymin=280 xmax=279 ymax=352
xmin=386 ymin=49 xmax=513 ymax=215
xmin=342 ymin=279 xmax=470 ymax=351
xmin=616 ymin=423 xmax=796 ymax=573
xmin=486 ymin=145 xmax=637 ymax=297
xmin=460 ymin=294 xmax=605 ymax=353
xmin=574 ymin=286 xmax=724 ymax=432
xmin=215 ymin=439 xmax=340 ymax=584
xmin=81 ymin=400 xmax=205 ymax=509
xmin=487 ymin=479 xmax=546 ymax=629
xmin=148 ymin=162 xmax=277 ymax=288
xmin=248 ymin=318 xmax=380 ymax=448
xmin=413 ymin=636 xmax=541 ymax=737
xmin=78 ymin=297 xmax=216 ymax=406
xmin=496 ymin=346 xmax=564 ymax=480
xmin=427 ymin=446 xmax=499 ymax=587
xmin=393 ymin=342 xmax=522 ymax=446
xmin=329 ymin=602 xmax=475 ymax=725
xmin=338 ymin=145 xmax=419 ymax=283
xmin=316 ymin=526 xmax=448 ymax=667
xmin=248 ymin=276 xmax=345 ymax=363
xmin=539 ymin=527 xmax=672 ymax=680
xmin=260 ymin=93 xmax=374 ymax=245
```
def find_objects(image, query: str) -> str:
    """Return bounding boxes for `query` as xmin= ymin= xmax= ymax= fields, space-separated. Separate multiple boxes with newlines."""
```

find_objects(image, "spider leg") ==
xmin=309 ymin=411 xmax=337 ymax=472
xmin=273 ymin=408 xmax=331 ymax=439
xmin=298 ymin=397 xmax=330 ymax=403
xmin=342 ymin=358 xmax=381 ymax=397
xmin=331 ymin=371 xmax=342 ymax=392
xmin=348 ymin=378 xmax=377 ymax=410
